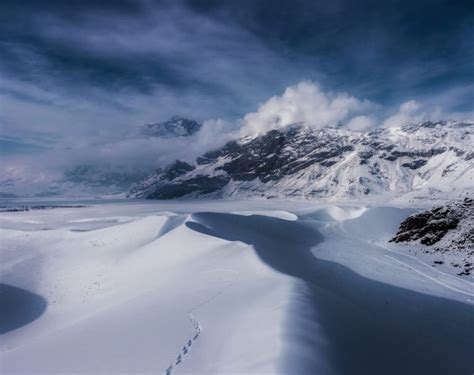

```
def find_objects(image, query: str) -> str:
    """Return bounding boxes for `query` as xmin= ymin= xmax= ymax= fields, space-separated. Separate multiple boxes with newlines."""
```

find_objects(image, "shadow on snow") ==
xmin=0 ymin=284 xmax=47 ymax=335
xmin=186 ymin=212 xmax=474 ymax=375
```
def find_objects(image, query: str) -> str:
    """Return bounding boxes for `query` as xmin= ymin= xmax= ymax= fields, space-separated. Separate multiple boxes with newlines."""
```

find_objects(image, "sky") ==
xmin=0 ymin=0 xmax=473 ymax=193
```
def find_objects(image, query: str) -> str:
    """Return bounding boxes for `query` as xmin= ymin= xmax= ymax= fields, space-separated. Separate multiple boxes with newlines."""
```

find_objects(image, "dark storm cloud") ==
xmin=187 ymin=0 xmax=474 ymax=105
xmin=2 ymin=0 xmax=473 ymax=117
xmin=0 ymin=0 xmax=303 ymax=119
xmin=1 ymin=0 xmax=472 ymax=118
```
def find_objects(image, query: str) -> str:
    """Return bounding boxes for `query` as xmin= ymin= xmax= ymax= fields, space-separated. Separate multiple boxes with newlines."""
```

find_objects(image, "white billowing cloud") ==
xmin=400 ymin=100 xmax=420 ymax=113
xmin=346 ymin=115 xmax=376 ymax=131
xmin=382 ymin=99 xmax=426 ymax=128
xmin=240 ymin=81 xmax=375 ymax=136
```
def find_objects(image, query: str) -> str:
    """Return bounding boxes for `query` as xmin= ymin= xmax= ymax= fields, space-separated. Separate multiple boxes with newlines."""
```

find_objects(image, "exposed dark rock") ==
xmin=161 ymin=161 xmax=195 ymax=180
xmin=390 ymin=197 xmax=473 ymax=248
xmin=198 ymin=128 xmax=353 ymax=183
xmin=320 ymin=160 xmax=338 ymax=167
xmin=389 ymin=148 xmax=446 ymax=160
xmin=358 ymin=151 xmax=374 ymax=165
xmin=402 ymin=160 xmax=427 ymax=170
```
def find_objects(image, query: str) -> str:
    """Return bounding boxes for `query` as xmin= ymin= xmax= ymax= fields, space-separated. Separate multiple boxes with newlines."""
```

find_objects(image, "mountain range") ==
xmin=129 ymin=120 xmax=473 ymax=201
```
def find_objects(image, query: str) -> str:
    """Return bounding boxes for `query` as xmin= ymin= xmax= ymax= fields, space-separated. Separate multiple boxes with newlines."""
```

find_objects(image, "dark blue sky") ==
xmin=0 ymin=0 xmax=473 ymax=151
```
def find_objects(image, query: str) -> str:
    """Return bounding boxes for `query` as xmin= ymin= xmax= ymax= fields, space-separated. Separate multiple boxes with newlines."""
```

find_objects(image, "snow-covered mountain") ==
xmin=141 ymin=116 xmax=202 ymax=138
xmin=129 ymin=120 xmax=474 ymax=200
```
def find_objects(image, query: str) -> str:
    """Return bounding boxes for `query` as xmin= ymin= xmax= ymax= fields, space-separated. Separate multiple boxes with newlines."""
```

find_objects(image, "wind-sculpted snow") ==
xmin=130 ymin=120 xmax=474 ymax=200
xmin=1 ymin=200 xmax=473 ymax=374
xmin=188 ymin=211 xmax=474 ymax=375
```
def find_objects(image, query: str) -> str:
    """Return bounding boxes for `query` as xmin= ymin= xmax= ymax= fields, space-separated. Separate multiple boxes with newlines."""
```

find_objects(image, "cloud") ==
xmin=0 ymin=115 xmax=239 ymax=196
xmin=240 ymin=81 xmax=375 ymax=135
xmin=239 ymin=81 xmax=474 ymax=136
xmin=1 ymin=0 xmax=472 ymax=147
xmin=382 ymin=100 xmax=425 ymax=128
xmin=346 ymin=115 xmax=376 ymax=131
xmin=0 ymin=1 xmax=304 ymax=143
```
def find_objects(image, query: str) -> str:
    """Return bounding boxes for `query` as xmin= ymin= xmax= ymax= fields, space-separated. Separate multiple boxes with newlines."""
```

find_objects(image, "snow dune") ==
xmin=1 ymin=201 xmax=473 ymax=374
xmin=189 ymin=211 xmax=474 ymax=375
xmin=1 ymin=205 xmax=292 ymax=374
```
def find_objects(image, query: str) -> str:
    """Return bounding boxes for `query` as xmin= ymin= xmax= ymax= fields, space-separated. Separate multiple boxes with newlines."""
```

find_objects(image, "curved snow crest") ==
xmin=325 ymin=206 xmax=367 ymax=221
xmin=231 ymin=210 xmax=298 ymax=221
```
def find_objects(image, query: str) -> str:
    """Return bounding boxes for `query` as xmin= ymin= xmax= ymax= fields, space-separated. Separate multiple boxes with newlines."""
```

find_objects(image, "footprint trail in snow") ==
xmin=163 ymin=282 xmax=232 ymax=375
xmin=164 ymin=312 xmax=201 ymax=375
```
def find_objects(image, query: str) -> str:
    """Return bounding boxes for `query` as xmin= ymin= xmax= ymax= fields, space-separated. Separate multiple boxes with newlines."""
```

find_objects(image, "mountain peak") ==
xmin=142 ymin=116 xmax=202 ymax=138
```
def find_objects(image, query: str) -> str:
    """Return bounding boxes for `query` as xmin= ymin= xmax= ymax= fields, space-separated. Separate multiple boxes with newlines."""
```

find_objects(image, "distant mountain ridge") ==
xmin=141 ymin=116 xmax=202 ymax=138
xmin=0 ymin=116 xmax=202 ymax=198
xmin=56 ymin=117 xmax=201 ymax=195
xmin=129 ymin=120 xmax=474 ymax=200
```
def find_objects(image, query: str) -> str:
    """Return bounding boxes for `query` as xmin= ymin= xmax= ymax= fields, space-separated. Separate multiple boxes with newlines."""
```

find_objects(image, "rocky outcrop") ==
xmin=390 ymin=197 xmax=473 ymax=276
xmin=390 ymin=197 xmax=473 ymax=248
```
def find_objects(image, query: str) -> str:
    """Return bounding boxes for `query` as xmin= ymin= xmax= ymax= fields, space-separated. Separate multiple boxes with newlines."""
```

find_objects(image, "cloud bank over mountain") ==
xmin=1 ymin=78 xmax=473 ymax=197
xmin=239 ymin=81 xmax=469 ymax=136
xmin=1 ymin=0 xmax=473 ymax=149
xmin=1 ymin=0 xmax=473 ymax=195
xmin=240 ymin=81 xmax=374 ymax=135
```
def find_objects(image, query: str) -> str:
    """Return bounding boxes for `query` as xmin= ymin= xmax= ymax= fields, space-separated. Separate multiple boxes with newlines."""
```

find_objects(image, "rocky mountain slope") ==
xmin=390 ymin=197 xmax=473 ymax=276
xmin=391 ymin=197 xmax=473 ymax=248
xmin=129 ymin=120 xmax=474 ymax=200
